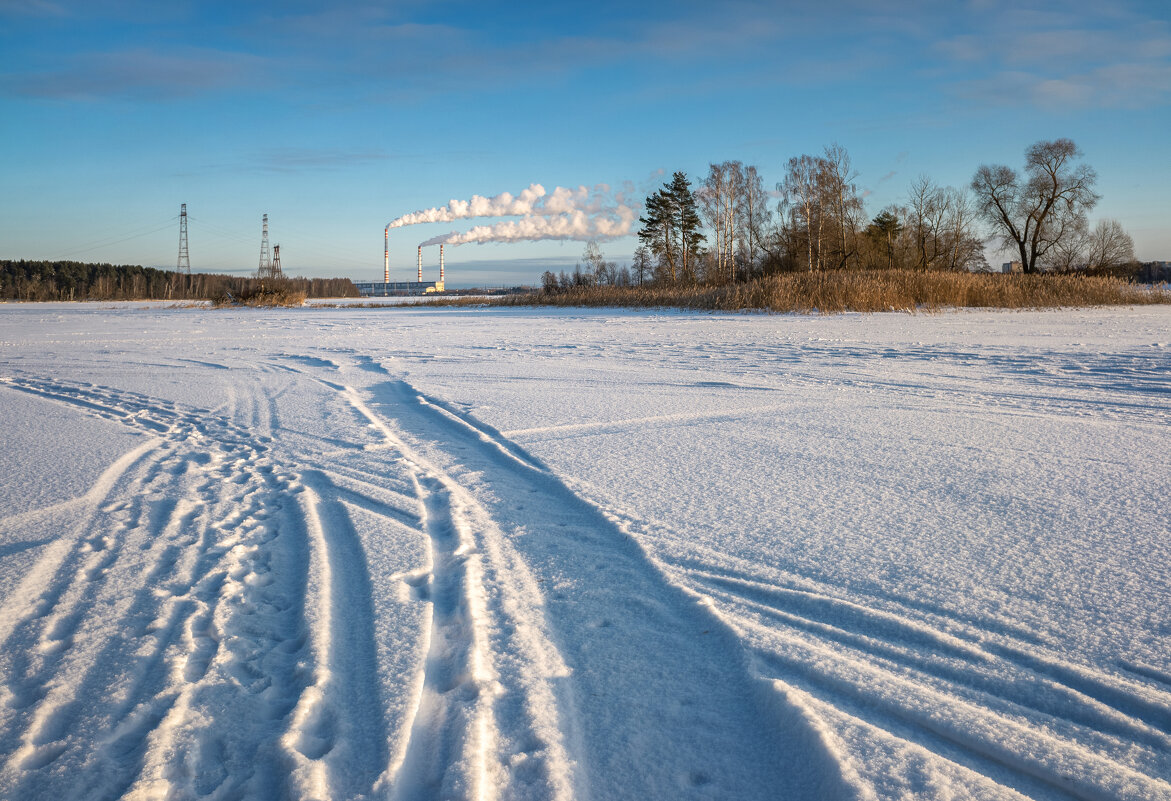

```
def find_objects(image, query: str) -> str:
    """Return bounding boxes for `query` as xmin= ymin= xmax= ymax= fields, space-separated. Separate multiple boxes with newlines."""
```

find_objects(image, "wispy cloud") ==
xmin=0 ymin=0 xmax=67 ymax=16
xmin=2 ymin=47 xmax=269 ymax=100
xmin=953 ymin=62 xmax=1171 ymax=110
xmin=251 ymin=148 xmax=391 ymax=173
xmin=931 ymin=12 xmax=1171 ymax=110
xmin=5 ymin=0 xmax=1168 ymax=114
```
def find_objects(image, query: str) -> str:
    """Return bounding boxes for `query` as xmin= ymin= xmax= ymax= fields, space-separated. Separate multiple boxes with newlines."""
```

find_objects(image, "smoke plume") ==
xmin=388 ymin=183 xmax=630 ymax=229
xmin=419 ymin=206 xmax=636 ymax=247
xmin=389 ymin=184 xmax=544 ymax=228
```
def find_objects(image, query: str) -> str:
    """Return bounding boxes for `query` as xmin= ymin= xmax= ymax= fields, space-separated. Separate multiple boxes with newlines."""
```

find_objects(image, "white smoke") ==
xmin=388 ymin=182 xmax=631 ymax=229
xmin=388 ymin=184 xmax=546 ymax=228
xmin=419 ymin=205 xmax=636 ymax=248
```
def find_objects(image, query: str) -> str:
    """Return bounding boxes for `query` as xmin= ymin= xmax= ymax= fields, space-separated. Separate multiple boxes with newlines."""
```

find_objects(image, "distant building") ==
xmin=1001 ymin=261 xmax=1023 ymax=274
xmin=353 ymin=280 xmax=444 ymax=297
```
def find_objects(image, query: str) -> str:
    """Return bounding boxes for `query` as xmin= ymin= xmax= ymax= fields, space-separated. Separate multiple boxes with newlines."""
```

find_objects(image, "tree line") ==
xmin=0 ymin=260 xmax=359 ymax=302
xmin=547 ymin=137 xmax=1138 ymax=290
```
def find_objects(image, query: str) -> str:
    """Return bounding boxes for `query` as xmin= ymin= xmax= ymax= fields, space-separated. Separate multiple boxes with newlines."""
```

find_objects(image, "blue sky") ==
xmin=2 ymin=0 xmax=1169 ymax=285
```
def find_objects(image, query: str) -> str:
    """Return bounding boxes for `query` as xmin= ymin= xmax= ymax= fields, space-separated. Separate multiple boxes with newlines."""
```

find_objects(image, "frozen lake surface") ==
xmin=1 ymin=302 xmax=1168 ymax=800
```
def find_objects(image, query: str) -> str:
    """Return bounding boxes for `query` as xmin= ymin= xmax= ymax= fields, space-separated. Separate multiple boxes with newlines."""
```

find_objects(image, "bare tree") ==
xmin=779 ymin=154 xmax=825 ymax=271
xmin=907 ymin=176 xmax=949 ymax=270
xmin=1042 ymin=217 xmax=1089 ymax=272
xmin=906 ymin=178 xmax=985 ymax=271
xmin=941 ymin=187 xmax=984 ymax=271
xmin=971 ymin=138 xmax=1099 ymax=274
xmin=698 ymin=163 xmax=729 ymax=281
xmin=1085 ymin=219 xmax=1135 ymax=270
xmin=738 ymin=165 xmax=772 ymax=278
xmin=699 ymin=161 xmax=749 ymax=283
xmin=778 ymin=146 xmax=865 ymax=272
xmin=581 ymin=240 xmax=619 ymax=285
xmin=632 ymin=245 xmax=652 ymax=286
xmin=822 ymin=143 xmax=863 ymax=270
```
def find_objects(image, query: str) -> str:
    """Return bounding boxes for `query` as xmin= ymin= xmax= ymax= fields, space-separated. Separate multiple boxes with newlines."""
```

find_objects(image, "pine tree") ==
xmin=638 ymin=172 xmax=705 ymax=284
xmin=638 ymin=189 xmax=676 ymax=282
xmin=869 ymin=210 xmax=902 ymax=270
xmin=666 ymin=171 xmax=705 ymax=283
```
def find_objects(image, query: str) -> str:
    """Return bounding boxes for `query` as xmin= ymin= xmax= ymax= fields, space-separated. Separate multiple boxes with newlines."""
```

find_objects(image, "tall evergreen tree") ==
xmin=868 ymin=209 xmax=902 ymax=270
xmin=638 ymin=189 xmax=676 ymax=281
xmin=666 ymin=171 xmax=705 ymax=283
xmin=638 ymin=172 xmax=705 ymax=284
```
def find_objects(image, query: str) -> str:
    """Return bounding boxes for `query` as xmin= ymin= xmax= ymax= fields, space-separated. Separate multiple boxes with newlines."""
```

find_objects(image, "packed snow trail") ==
xmin=345 ymin=373 xmax=856 ymax=799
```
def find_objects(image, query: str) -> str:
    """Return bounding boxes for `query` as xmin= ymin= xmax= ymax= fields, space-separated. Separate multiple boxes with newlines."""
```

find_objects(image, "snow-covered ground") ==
xmin=0 ymin=302 xmax=1168 ymax=801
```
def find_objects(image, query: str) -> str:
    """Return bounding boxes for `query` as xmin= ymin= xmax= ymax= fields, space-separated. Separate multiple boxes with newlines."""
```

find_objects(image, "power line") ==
xmin=53 ymin=216 xmax=177 ymax=260
xmin=186 ymin=215 xmax=256 ymax=246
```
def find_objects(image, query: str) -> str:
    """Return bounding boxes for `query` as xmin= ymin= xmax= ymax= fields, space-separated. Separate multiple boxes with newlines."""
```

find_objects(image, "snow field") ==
xmin=0 ymin=303 xmax=1168 ymax=800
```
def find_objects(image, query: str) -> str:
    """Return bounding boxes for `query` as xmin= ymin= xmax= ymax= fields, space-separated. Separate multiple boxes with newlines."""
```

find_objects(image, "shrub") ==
xmin=212 ymin=282 xmax=307 ymax=308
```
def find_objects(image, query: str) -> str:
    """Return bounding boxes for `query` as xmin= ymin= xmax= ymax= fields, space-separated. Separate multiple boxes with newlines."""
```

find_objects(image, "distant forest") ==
xmin=0 ymin=260 xmax=359 ymax=302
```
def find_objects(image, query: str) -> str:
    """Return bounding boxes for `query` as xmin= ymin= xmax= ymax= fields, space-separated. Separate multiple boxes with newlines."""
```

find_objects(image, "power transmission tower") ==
xmin=258 ymin=213 xmax=270 ymax=276
xmin=177 ymin=203 xmax=190 ymax=273
xmin=270 ymin=244 xmax=283 ymax=278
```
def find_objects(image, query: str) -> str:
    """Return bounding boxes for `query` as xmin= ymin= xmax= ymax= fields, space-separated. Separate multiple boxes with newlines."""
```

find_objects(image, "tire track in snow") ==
xmin=337 ymin=380 xmax=577 ymax=801
xmin=0 ymin=439 xmax=166 ymax=784
xmin=343 ymin=376 xmax=858 ymax=800
xmin=685 ymin=568 xmax=1171 ymax=749
xmin=280 ymin=469 xmax=391 ymax=799
xmin=389 ymin=472 xmax=499 ymax=801
xmin=636 ymin=543 xmax=1171 ymax=801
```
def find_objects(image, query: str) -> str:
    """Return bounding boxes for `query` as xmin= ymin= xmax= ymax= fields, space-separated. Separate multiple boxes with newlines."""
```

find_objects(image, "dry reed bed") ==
xmin=212 ymin=286 xmax=308 ymax=308
xmin=419 ymin=271 xmax=1168 ymax=313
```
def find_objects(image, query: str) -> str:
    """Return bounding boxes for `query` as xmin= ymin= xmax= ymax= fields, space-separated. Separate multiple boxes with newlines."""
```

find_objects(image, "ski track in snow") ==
xmin=1 ymin=305 xmax=1169 ymax=800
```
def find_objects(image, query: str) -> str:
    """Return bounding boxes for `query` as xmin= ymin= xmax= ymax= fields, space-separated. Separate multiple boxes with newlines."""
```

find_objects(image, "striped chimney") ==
xmin=439 ymin=244 xmax=445 ymax=284
xmin=417 ymin=246 xmax=422 ymax=282
xmin=383 ymin=225 xmax=390 ymax=283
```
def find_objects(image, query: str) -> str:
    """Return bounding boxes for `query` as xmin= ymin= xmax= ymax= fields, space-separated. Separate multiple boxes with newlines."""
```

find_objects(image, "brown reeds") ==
xmin=414 ymin=271 xmax=1168 ymax=314
xmin=211 ymin=283 xmax=307 ymax=308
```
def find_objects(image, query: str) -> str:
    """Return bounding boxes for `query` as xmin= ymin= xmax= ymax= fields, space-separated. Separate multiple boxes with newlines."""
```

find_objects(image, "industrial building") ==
xmin=353 ymin=280 xmax=443 ymax=297
xmin=363 ymin=238 xmax=447 ymax=296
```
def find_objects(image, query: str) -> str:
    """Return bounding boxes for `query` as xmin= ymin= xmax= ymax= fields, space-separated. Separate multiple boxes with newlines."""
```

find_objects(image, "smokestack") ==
xmin=384 ymin=225 xmax=390 ymax=283
xmin=417 ymin=246 xmax=422 ymax=282
xmin=439 ymin=244 xmax=445 ymax=284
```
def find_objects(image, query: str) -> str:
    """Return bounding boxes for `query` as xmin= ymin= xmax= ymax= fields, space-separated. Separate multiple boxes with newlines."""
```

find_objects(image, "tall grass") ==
xmin=211 ymin=283 xmax=307 ymax=308
xmin=417 ymin=271 xmax=1169 ymax=313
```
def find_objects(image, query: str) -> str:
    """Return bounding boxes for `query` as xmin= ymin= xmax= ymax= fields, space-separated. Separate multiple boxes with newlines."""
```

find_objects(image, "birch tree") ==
xmin=699 ymin=161 xmax=743 ymax=283
xmin=738 ymin=165 xmax=771 ymax=278
xmin=780 ymin=154 xmax=824 ymax=271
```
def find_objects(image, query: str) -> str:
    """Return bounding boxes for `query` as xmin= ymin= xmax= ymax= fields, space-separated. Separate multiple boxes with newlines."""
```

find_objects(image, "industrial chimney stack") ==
xmin=383 ymin=225 xmax=390 ymax=284
xmin=417 ymin=246 xmax=422 ymax=282
xmin=439 ymin=244 xmax=445 ymax=285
